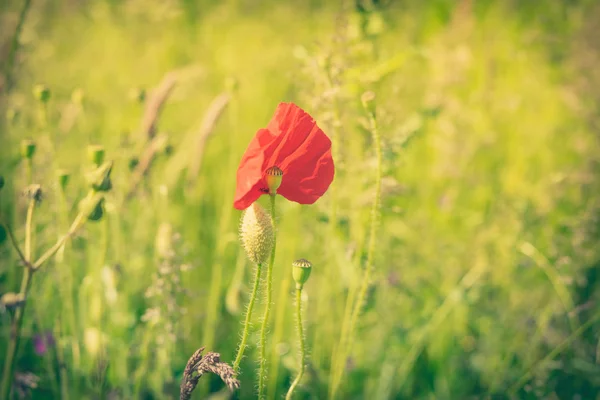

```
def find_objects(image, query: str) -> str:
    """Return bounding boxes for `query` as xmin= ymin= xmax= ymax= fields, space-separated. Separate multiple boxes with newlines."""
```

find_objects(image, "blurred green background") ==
xmin=1 ymin=0 xmax=600 ymax=398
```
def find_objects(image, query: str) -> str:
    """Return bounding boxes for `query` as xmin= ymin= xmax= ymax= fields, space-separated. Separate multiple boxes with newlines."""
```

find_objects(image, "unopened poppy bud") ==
xmin=87 ymin=199 xmax=105 ymax=221
xmin=361 ymin=91 xmax=376 ymax=115
xmin=265 ymin=166 xmax=283 ymax=195
xmin=86 ymin=161 xmax=113 ymax=192
xmin=79 ymin=193 xmax=105 ymax=222
xmin=87 ymin=145 xmax=105 ymax=166
xmin=20 ymin=139 xmax=36 ymax=160
xmin=25 ymin=184 xmax=43 ymax=203
xmin=33 ymin=84 xmax=51 ymax=103
xmin=292 ymin=258 xmax=312 ymax=289
xmin=56 ymin=169 xmax=70 ymax=190
xmin=240 ymin=203 xmax=274 ymax=265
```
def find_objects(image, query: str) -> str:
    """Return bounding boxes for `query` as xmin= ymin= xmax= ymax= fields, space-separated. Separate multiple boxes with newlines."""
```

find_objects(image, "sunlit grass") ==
xmin=1 ymin=0 xmax=599 ymax=399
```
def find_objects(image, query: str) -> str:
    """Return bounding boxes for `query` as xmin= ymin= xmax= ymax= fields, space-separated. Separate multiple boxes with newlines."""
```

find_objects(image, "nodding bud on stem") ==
xmin=86 ymin=161 xmax=113 ymax=192
xmin=240 ymin=203 xmax=274 ymax=265
xmin=265 ymin=166 xmax=283 ymax=195
xmin=20 ymin=140 xmax=36 ymax=160
xmin=292 ymin=258 xmax=312 ymax=289
xmin=25 ymin=184 xmax=43 ymax=203
xmin=87 ymin=145 xmax=105 ymax=166
xmin=57 ymin=169 xmax=70 ymax=191
xmin=78 ymin=192 xmax=105 ymax=222
xmin=361 ymin=91 xmax=376 ymax=116
xmin=33 ymin=84 xmax=51 ymax=103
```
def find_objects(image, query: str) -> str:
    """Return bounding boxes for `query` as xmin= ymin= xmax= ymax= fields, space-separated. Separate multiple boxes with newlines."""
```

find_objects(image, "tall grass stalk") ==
xmin=330 ymin=94 xmax=382 ymax=399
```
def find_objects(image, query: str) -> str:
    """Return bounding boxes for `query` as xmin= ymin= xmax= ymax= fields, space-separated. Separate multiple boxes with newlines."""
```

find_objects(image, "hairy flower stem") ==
xmin=258 ymin=195 xmax=277 ymax=399
xmin=330 ymin=106 xmax=382 ymax=399
xmin=286 ymin=288 xmax=306 ymax=400
xmin=233 ymin=262 xmax=263 ymax=371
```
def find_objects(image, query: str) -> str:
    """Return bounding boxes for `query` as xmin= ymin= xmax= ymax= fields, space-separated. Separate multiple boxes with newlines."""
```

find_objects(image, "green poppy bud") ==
xmin=265 ymin=166 xmax=283 ymax=195
xmin=240 ymin=203 xmax=274 ymax=265
xmin=56 ymin=169 xmax=70 ymax=191
xmin=20 ymin=139 xmax=36 ymax=160
xmin=361 ymin=91 xmax=376 ymax=116
xmin=86 ymin=161 xmax=113 ymax=192
xmin=33 ymin=84 xmax=51 ymax=103
xmin=292 ymin=259 xmax=312 ymax=290
xmin=87 ymin=145 xmax=105 ymax=166
xmin=78 ymin=192 xmax=105 ymax=222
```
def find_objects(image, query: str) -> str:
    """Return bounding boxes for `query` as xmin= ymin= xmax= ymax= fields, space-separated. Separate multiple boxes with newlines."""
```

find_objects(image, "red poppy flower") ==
xmin=234 ymin=103 xmax=335 ymax=210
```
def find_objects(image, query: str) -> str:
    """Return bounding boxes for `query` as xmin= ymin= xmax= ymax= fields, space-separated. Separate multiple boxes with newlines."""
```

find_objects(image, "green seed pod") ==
xmin=33 ymin=84 xmax=51 ymax=103
xmin=240 ymin=203 xmax=274 ymax=265
xmin=87 ymin=198 xmax=105 ymax=221
xmin=87 ymin=145 xmax=105 ymax=166
xmin=86 ymin=161 xmax=113 ymax=192
xmin=20 ymin=139 xmax=36 ymax=160
xmin=361 ymin=91 xmax=376 ymax=116
xmin=265 ymin=166 xmax=283 ymax=195
xmin=56 ymin=169 xmax=70 ymax=191
xmin=292 ymin=259 xmax=312 ymax=289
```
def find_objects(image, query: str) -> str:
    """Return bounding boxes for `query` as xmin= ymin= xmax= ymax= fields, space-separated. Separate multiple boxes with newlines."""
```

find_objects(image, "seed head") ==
xmin=292 ymin=258 xmax=312 ymax=289
xmin=240 ymin=203 xmax=274 ymax=265
xmin=265 ymin=166 xmax=283 ymax=195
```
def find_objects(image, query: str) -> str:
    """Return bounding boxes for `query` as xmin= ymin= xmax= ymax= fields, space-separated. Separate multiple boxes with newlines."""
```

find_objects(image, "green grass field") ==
xmin=1 ymin=0 xmax=600 ymax=399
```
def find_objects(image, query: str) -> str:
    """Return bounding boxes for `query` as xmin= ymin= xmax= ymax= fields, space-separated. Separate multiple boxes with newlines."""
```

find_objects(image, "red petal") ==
xmin=233 ymin=128 xmax=279 ymax=210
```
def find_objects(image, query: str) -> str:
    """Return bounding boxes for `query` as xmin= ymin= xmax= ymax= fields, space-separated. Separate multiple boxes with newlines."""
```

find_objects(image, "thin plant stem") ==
xmin=258 ymin=194 xmax=277 ymax=399
xmin=0 ymin=220 xmax=27 ymax=266
xmin=330 ymin=106 xmax=382 ymax=399
xmin=0 ymin=267 xmax=34 ymax=399
xmin=33 ymin=211 xmax=85 ymax=270
xmin=233 ymin=262 xmax=263 ymax=372
xmin=286 ymin=288 xmax=306 ymax=400
xmin=25 ymin=198 xmax=35 ymax=261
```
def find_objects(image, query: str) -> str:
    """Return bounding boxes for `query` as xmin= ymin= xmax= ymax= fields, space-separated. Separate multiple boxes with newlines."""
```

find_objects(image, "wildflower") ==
xmin=32 ymin=332 xmax=55 ymax=356
xmin=233 ymin=103 xmax=335 ymax=210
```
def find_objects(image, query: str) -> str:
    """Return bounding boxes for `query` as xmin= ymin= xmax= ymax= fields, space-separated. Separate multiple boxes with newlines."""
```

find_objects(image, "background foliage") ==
xmin=1 ymin=0 xmax=600 ymax=398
